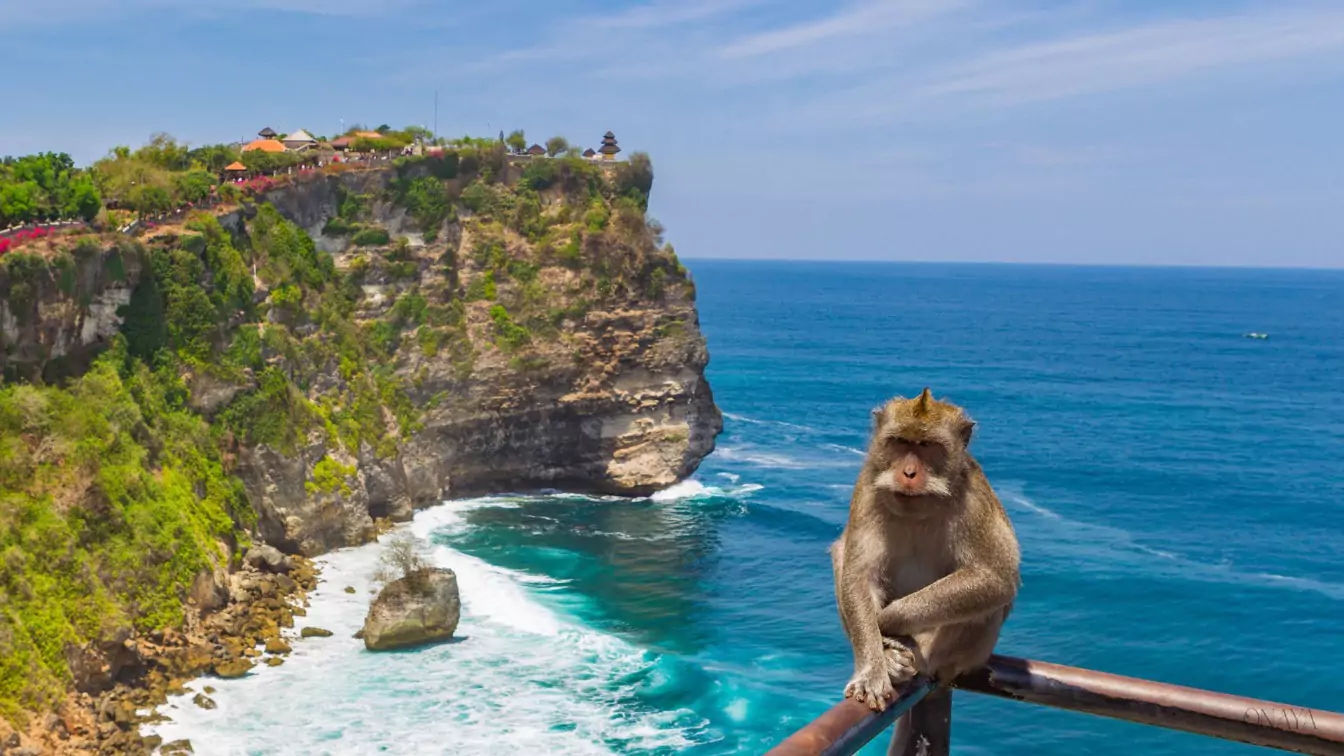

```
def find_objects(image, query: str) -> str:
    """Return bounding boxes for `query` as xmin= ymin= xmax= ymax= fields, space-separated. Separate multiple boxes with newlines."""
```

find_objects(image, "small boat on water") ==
xmin=1243 ymin=332 xmax=1269 ymax=340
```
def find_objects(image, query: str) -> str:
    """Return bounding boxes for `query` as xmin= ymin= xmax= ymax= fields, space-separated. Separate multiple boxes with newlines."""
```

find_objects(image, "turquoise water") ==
xmin=151 ymin=262 xmax=1344 ymax=755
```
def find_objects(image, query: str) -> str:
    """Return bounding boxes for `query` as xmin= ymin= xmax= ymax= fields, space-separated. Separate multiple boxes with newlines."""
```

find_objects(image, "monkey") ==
xmin=831 ymin=388 xmax=1020 ymax=716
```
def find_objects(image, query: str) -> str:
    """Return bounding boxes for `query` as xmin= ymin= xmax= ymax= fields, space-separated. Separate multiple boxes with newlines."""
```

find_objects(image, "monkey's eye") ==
xmin=891 ymin=437 xmax=909 ymax=446
xmin=915 ymin=440 xmax=929 ymax=447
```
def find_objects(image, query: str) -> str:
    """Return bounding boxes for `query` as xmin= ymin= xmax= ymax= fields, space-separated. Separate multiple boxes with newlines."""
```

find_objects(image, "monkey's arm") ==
xmin=879 ymin=496 xmax=1019 ymax=636
xmin=876 ymin=566 xmax=1016 ymax=636
xmin=837 ymin=534 xmax=887 ymax=669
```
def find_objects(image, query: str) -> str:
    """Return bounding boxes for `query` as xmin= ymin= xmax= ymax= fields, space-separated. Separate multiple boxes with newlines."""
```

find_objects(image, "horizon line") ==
xmin=676 ymin=256 xmax=1344 ymax=272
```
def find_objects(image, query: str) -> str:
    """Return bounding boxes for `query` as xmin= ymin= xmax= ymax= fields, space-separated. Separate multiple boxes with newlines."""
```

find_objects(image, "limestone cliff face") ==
xmin=0 ymin=241 xmax=141 ymax=382
xmin=236 ymin=173 xmax=719 ymax=554
xmin=220 ymin=164 xmax=719 ymax=555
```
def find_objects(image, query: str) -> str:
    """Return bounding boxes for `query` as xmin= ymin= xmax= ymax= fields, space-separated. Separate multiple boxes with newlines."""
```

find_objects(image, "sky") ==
xmin=2 ymin=0 xmax=1343 ymax=268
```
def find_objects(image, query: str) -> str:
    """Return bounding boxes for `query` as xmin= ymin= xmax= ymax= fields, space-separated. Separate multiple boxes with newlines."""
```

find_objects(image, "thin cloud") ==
xmin=783 ymin=4 xmax=1344 ymax=127
xmin=715 ymin=0 xmax=971 ymax=59
xmin=912 ymin=7 xmax=1344 ymax=106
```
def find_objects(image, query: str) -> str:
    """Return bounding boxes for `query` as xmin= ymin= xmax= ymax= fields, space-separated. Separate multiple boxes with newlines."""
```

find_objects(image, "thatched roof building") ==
xmin=258 ymin=127 xmax=277 ymax=138
xmin=527 ymin=144 xmax=546 ymax=156
xmin=599 ymin=131 xmax=621 ymax=159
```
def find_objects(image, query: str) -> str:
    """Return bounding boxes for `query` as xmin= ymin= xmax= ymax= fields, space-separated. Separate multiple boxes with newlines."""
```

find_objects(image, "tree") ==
xmin=376 ymin=124 xmax=391 ymax=133
xmin=403 ymin=126 xmax=433 ymax=144
xmin=505 ymin=130 xmax=527 ymax=154
xmin=615 ymin=152 xmax=654 ymax=209
xmin=64 ymin=175 xmax=102 ymax=221
xmin=173 ymin=170 xmax=216 ymax=205
xmin=0 ymin=182 xmax=39 ymax=225
xmin=373 ymin=533 xmax=431 ymax=587
xmin=545 ymin=136 xmax=569 ymax=157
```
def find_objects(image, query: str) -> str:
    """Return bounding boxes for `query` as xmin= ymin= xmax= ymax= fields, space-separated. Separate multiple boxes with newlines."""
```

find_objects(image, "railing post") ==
xmin=892 ymin=686 xmax=951 ymax=756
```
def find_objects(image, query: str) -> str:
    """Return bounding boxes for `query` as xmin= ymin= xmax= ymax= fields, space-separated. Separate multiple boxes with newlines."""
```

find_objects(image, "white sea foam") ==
xmin=145 ymin=500 xmax=708 ymax=755
xmin=647 ymin=479 xmax=764 ymax=502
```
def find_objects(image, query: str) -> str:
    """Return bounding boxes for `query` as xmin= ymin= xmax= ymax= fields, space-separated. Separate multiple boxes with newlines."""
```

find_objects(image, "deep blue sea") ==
xmin=149 ymin=261 xmax=1344 ymax=755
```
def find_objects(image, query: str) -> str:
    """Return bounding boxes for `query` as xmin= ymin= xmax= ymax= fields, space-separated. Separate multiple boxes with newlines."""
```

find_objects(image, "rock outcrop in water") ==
xmin=361 ymin=568 xmax=462 ymax=651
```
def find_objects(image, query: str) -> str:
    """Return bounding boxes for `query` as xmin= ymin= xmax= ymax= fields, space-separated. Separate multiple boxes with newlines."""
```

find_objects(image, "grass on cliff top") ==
xmin=0 ymin=343 xmax=250 ymax=725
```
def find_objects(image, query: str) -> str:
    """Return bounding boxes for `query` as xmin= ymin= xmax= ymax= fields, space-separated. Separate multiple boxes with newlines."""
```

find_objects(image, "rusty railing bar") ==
xmin=956 ymin=655 xmax=1344 ymax=756
xmin=764 ymin=676 xmax=936 ymax=756
xmin=769 ymin=655 xmax=1344 ymax=756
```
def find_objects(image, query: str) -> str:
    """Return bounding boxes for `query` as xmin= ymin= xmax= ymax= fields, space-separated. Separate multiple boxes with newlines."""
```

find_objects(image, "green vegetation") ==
xmin=305 ymin=457 xmax=357 ymax=496
xmin=489 ymin=305 xmax=531 ymax=352
xmin=0 ymin=347 xmax=247 ymax=722
xmin=0 ymin=152 xmax=101 ymax=226
xmin=352 ymin=227 xmax=391 ymax=247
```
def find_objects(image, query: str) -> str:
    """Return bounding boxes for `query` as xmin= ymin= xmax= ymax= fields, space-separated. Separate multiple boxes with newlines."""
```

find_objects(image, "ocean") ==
xmin=146 ymin=261 xmax=1344 ymax=755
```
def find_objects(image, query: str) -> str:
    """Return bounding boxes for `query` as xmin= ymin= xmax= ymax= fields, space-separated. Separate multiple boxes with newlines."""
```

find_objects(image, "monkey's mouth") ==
xmin=874 ymin=470 xmax=953 ymax=498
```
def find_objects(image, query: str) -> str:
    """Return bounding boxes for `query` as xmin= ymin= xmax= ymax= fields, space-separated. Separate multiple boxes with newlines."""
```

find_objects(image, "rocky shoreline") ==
xmin=0 ymin=550 xmax=323 ymax=755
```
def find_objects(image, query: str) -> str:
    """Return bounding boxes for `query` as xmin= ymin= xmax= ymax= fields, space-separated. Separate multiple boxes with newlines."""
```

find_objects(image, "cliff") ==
xmin=0 ymin=148 xmax=721 ymax=733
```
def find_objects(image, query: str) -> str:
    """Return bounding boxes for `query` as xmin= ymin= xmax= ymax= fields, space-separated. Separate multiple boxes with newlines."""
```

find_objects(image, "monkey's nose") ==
xmin=903 ymin=469 xmax=917 ymax=479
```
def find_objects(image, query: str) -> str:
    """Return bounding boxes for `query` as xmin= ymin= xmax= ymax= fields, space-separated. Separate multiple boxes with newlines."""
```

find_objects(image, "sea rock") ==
xmin=361 ymin=568 xmax=460 ymax=651
xmin=300 ymin=627 xmax=333 ymax=638
xmin=191 ymin=694 xmax=216 ymax=710
xmin=244 ymin=545 xmax=291 ymax=574
xmin=265 ymin=657 xmax=285 ymax=667
xmin=264 ymin=637 xmax=291 ymax=654
xmin=212 ymin=659 xmax=254 ymax=679
xmin=161 ymin=739 xmax=195 ymax=755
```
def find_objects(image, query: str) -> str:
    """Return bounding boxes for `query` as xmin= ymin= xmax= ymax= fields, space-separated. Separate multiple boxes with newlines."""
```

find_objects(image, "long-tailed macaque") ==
xmin=831 ymin=388 xmax=1020 ymax=712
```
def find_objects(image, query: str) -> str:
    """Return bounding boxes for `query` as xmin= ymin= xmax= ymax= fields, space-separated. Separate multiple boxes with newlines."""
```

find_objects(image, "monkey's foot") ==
xmin=844 ymin=665 xmax=896 ymax=712
xmin=881 ymin=637 xmax=918 ymax=684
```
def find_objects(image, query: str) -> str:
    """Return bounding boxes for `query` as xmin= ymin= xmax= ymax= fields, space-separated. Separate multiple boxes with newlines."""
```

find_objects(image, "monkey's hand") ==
xmin=844 ymin=662 xmax=896 ymax=712
xmin=881 ymin=636 xmax=918 ymax=684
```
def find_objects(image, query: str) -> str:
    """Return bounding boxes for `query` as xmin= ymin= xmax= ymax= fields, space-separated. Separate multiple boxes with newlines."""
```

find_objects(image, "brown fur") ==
xmin=831 ymin=388 xmax=1020 ymax=717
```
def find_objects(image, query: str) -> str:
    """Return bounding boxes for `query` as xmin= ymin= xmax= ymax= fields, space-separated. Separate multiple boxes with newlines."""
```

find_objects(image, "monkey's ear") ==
xmin=871 ymin=406 xmax=884 ymax=428
xmin=959 ymin=420 xmax=975 ymax=446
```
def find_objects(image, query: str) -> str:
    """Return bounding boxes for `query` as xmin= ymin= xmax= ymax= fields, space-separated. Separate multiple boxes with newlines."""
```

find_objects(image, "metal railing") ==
xmin=766 ymin=654 xmax=1344 ymax=756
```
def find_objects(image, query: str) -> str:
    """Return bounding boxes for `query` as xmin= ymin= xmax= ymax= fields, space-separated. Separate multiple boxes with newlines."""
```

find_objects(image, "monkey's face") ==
xmin=872 ymin=436 xmax=955 ymax=499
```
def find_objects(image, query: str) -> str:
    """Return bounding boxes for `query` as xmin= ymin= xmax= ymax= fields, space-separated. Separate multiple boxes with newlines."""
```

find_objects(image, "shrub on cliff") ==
xmin=352 ymin=227 xmax=391 ymax=247
xmin=489 ymin=305 xmax=530 ymax=352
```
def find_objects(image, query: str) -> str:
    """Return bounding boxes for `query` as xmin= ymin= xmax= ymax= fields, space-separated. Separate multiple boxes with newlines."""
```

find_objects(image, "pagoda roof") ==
xmin=258 ymin=127 xmax=277 ymax=138
xmin=599 ymin=143 xmax=621 ymax=154
xmin=582 ymin=148 xmax=597 ymax=157
xmin=603 ymin=131 xmax=615 ymax=139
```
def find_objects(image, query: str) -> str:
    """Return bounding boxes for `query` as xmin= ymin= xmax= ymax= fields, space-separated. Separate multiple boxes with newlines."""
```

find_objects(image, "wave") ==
xmin=714 ymin=446 xmax=853 ymax=471
xmin=819 ymin=443 xmax=865 ymax=457
xmin=1004 ymin=491 xmax=1344 ymax=602
xmin=650 ymin=479 xmax=763 ymax=502
xmin=722 ymin=412 xmax=821 ymax=434
xmin=146 ymin=504 xmax=714 ymax=755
